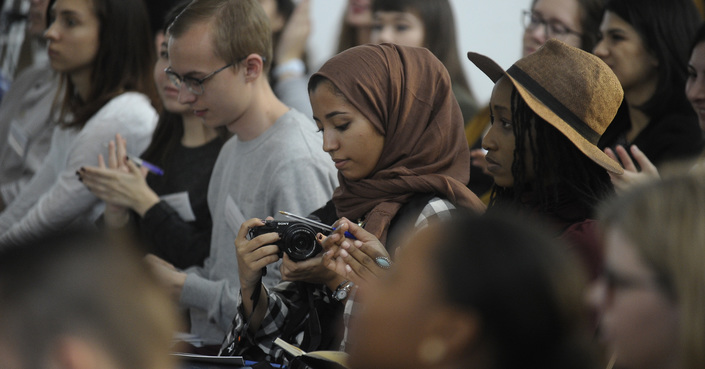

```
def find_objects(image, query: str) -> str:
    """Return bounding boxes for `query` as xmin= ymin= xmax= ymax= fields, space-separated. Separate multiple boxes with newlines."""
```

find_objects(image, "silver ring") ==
xmin=374 ymin=256 xmax=393 ymax=270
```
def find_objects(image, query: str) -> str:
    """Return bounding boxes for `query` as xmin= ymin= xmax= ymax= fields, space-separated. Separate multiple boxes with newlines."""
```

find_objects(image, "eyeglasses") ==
xmin=522 ymin=10 xmax=582 ymax=39
xmin=165 ymin=63 xmax=234 ymax=96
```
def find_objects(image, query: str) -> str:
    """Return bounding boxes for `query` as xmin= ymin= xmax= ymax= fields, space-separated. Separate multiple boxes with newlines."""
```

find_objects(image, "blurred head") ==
xmin=522 ymin=0 xmax=606 ymax=57
xmin=337 ymin=0 xmax=373 ymax=53
xmin=0 ymin=231 xmax=180 ymax=369
xmin=141 ymin=0 xmax=196 ymax=167
xmin=167 ymin=0 xmax=272 ymax=131
xmin=258 ymin=0 xmax=293 ymax=34
xmin=593 ymin=0 xmax=701 ymax=119
xmin=590 ymin=170 xmax=705 ymax=369
xmin=371 ymin=0 xmax=457 ymax=51
xmin=154 ymin=0 xmax=191 ymax=115
xmin=685 ymin=23 xmax=705 ymax=131
xmin=155 ymin=32 xmax=186 ymax=114
xmin=348 ymin=211 xmax=595 ymax=369
xmin=27 ymin=0 xmax=51 ymax=38
xmin=370 ymin=5 xmax=424 ymax=47
xmin=345 ymin=0 xmax=372 ymax=27
xmin=370 ymin=0 xmax=473 ymax=100
xmin=45 ymin=0 xmax=157 ymax=128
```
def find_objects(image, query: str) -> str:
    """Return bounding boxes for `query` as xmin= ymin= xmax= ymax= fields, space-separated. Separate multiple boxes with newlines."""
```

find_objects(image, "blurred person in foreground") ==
xmin=0 ymin=230 xmax=181 ymax=369
xmin=588 ymin=166 xmax=705 ymax=369
xmin=348 ymin=210 xmax=598 ymax=369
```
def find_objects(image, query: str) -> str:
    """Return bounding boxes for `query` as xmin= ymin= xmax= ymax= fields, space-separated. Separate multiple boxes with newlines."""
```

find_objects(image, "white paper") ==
xmin=161 ymin=192 xmax=196 ymax=222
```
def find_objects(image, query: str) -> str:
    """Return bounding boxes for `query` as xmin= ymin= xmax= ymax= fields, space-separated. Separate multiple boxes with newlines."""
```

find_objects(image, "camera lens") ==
xmin=282 ymin=223 xmax=320 ymax=261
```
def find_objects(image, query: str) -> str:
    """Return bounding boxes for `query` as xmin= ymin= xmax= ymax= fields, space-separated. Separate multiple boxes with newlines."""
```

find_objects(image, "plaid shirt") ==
xmin=221 ymin=197 xmax=456 ymax=363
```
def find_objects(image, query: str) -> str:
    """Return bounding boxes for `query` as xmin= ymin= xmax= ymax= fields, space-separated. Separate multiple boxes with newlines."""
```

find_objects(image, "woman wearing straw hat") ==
xmin=468 ymin=39 xmax=623 ymax=279
xmin=468 ymin=0 xmax=607 ymax=203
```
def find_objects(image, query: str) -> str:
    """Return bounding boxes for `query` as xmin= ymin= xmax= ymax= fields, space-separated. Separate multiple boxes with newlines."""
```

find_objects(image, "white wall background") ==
xmin=307 ymin=0 xmax=530 ymax=105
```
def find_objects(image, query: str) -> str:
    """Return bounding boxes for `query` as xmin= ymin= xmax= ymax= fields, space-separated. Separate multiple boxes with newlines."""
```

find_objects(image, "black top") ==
xmin=139 ymin=136 xmax=225 ymax=269
xmin=599 ymin=108 xmax=704 ymax=167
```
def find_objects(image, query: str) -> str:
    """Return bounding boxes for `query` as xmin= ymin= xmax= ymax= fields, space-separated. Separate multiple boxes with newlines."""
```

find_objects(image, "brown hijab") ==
xmin=311 ymin=44 xmax=486 ymax=243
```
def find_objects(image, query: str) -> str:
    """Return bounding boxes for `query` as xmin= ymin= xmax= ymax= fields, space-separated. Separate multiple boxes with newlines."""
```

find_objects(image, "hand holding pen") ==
xmin=319 ymin=217 xmax=392 ymax=290
xmin=279 ymin=211 xmax=355 ymax=239
xmin=127 ymin=155 xmax=164 ymax=176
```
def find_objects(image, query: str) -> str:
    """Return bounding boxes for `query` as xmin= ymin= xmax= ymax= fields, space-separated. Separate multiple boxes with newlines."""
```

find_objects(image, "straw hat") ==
xmin=467 ymin=39 xmax=624 ymax=174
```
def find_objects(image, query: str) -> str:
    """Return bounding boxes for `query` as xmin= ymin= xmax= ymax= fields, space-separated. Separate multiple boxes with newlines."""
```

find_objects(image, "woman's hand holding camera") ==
xmin=235 ymin=218 xmax=281 ymax=293
xmin=280 ymin=252 xmax=339 ymax=285
xmin=321 ymin=218 xmax=391 ymax=289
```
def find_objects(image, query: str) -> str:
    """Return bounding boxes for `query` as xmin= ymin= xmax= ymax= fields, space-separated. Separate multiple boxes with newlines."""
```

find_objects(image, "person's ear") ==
xmin=52 ymin=336 xmax=116 ymax=369
xmin=417 ymin=308 xmax=480 ymax=366
xmin=244 ymin=54 xmax=264 ymax=82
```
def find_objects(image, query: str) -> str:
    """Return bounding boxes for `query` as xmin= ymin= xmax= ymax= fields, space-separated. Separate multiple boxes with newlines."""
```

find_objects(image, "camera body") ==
xmin=248 ymin=220 xmax=323 ymax=261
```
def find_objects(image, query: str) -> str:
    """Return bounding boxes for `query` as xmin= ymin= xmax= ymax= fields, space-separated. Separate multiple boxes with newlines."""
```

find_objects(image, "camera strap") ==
xmin=218 ymin=267 xmax=266 ymax=356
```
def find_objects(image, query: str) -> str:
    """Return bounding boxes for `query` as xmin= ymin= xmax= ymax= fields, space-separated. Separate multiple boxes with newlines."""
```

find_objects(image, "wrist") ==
xmin=326 ymin=274 xmax=345 ymax=292
xmin=272 ymin=58 xmax=305 ymax=82
xmin=133 ymin=190 xmax=160 ymax=216
xmin=332 ymin=279 xmax=354 ymax=302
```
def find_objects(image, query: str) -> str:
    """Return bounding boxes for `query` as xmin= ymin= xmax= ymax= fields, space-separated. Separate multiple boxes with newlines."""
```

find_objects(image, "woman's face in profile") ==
xmin=587 ymin=228 xmax=679 ymax=369
xmin=593 ymin=11 xmax=659 ymax=98
xmin=310 ymin=80 xmax=385 ymax=181
xmin=482 ymin=77 xmax=534 ymax=188
xmin=44 ymin=0 xmax=100 ymax=77
xmin=154 ymin=33 xmax=190 ymax=115
xmin=686 ymin=41 xmax=705 ymax=131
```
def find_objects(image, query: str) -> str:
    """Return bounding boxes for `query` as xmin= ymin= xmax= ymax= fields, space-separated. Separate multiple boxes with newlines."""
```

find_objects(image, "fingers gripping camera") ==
xmin=248 ymin=220 xmax=323 ymax=261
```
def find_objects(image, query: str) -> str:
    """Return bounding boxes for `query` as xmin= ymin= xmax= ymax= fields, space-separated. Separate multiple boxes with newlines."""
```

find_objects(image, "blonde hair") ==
xmin=598 ymin=167 xmax=705 ymax=369
xmin=168 ymin=0 xmax=273 ymax=74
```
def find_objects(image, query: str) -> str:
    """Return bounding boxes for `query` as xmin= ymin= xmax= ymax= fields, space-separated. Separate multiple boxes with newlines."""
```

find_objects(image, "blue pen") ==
xmin=278 ymin=210 xmax=357 ymax=240
xmin=127 ymin=154 xmax=164 ymax=176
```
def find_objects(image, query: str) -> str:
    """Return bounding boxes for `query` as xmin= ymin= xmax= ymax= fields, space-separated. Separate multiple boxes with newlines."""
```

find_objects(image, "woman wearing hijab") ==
xmin=224 ymin=43 xmax=484 ymax=363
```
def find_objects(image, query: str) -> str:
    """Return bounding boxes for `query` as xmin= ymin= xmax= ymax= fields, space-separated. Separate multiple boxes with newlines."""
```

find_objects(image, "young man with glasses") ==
xmin=146 ymin=0 xmax=338 ymax=349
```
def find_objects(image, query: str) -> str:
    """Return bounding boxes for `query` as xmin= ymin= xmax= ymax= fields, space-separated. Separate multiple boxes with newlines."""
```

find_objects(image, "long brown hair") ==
xmin=372 ymin=0 xmax=476 ymax=104
xmin=57 ymin=0 xmax=158 ymax=129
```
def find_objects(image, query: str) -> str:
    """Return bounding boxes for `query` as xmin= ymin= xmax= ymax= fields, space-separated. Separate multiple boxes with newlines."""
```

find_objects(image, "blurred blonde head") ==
xmin=597 ymin=167 xmax=705 ymax=369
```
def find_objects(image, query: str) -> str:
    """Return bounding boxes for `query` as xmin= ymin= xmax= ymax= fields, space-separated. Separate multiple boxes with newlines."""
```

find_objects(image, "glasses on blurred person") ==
xmin=522 ymin=10 xmax=582 ymax=39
